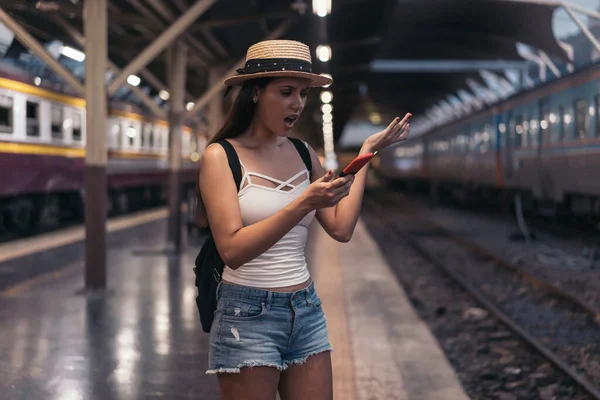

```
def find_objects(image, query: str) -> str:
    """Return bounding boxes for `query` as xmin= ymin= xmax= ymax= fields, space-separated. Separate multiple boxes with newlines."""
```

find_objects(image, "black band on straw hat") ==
xmin=236 ymin=58 xmax=313 ymax=75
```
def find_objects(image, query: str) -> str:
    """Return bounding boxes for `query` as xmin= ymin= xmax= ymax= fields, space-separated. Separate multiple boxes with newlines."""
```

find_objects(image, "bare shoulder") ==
xmin=200 ymin=142 xmax=227 ymax=167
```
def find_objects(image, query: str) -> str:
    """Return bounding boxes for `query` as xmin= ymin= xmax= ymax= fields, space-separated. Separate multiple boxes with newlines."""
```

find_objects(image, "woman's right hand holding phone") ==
xmin=300 ymin=171 xmax=354 ymax=210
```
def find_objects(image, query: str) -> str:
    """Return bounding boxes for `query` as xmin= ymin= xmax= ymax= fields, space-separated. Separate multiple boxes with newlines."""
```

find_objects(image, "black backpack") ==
xmin=194 ymin=137 xmax=312 ymax=333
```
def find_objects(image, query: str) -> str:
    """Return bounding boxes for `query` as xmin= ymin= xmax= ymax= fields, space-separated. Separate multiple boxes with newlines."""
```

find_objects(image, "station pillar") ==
xmin=207 ymin=67 xmax=225 ymax=138
xmin=166 ymin=42 xmax=187 ymax=252
xmin=83 ymin=0 xmax=108 ymax=289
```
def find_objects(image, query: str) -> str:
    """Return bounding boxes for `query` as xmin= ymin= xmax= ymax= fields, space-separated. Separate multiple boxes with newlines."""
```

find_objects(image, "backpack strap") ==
xmin=288 ymin=137 xmax=312 ymax=174
xmin=216 ymin=139 xmax=242 ymax=192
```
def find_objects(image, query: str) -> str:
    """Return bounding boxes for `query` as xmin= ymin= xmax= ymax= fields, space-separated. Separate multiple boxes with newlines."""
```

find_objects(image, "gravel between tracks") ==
xmin=361 ymin=199 xmax=594 ymax=400
xmin=392 ymin=190 xmax=600 ymax=311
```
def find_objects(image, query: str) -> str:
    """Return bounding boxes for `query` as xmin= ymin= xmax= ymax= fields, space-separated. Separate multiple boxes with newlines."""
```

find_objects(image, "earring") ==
xmin=253 ymin=97 xmax=257 ymax=103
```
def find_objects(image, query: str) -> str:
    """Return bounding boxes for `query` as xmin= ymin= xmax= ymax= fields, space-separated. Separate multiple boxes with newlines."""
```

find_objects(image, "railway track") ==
xmin=364 ymin=192 xmax=600 ymax=400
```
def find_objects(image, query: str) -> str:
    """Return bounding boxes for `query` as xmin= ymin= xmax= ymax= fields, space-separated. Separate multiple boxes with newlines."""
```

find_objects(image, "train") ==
xmin=0 ymin=68 xmax=205 ymax=235
xmin=372 ymin=61 xmax=600 ymax=219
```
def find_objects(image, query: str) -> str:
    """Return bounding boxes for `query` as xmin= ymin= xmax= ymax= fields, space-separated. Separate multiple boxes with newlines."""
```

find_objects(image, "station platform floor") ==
xmin=0 ymin=208 xmax=471 ymax=400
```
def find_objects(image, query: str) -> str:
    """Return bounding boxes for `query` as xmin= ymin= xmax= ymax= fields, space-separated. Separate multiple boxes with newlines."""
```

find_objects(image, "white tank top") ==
xmin=221 ymin=150 xmax=316 ymax=288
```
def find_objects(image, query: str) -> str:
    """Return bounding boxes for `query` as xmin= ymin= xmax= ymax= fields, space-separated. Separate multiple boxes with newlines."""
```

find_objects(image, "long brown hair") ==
xmin=194 ymin=77 xmax=273 ymax=228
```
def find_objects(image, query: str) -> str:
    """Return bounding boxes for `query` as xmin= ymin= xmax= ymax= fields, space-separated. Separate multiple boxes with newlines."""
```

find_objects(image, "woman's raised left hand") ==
xmin=363 ymin=113 xmax=411 ymax=153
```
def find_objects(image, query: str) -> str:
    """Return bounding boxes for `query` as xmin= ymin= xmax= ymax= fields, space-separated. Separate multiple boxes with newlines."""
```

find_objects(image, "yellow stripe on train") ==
xmin=0 ymin=141 xmax=191 ymax=160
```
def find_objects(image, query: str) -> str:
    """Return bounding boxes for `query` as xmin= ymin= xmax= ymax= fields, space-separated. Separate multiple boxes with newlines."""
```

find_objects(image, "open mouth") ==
xmin=284 ymin=114 xmax=299 ymax=127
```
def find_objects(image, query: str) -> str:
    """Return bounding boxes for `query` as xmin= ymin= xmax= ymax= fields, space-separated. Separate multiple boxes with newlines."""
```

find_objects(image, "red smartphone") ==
xmin=338 ymin=152 xmax=376 ymax=177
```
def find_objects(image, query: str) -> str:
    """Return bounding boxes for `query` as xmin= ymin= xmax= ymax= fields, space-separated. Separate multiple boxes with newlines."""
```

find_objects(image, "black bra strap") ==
xmin=217 ymin=139 xmax=242 ymax=192
xmin=288 ymin=137 xmax=312 ymax=174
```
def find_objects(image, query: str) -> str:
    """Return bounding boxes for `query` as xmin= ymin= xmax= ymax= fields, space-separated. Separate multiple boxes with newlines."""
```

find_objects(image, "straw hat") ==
xmin=223 ymin=40 xmax=333 ymax=87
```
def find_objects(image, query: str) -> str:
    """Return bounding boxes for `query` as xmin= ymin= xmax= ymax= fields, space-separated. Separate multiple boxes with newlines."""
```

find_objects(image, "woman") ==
xmin=197 ymin=40 xmax=410 ymax=400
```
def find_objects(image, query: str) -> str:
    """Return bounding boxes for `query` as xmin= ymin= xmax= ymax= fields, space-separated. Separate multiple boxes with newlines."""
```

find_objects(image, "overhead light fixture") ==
xmin=320 ymin=91 xmax=332 ymax=104
xmin=127 ymin=75 xmax=141 ymax=87
xmin=158 ymin=90 xmax=170 ymax=101
xmin=59 ymin=45 xmax=85 ymax=62
xmin=316 ymin=45 xmax=331 ymax=62
xmin=312 ymin=0 xmax=331 ymax=17
xmin=320 ymin=73 xmax=332 ymax=88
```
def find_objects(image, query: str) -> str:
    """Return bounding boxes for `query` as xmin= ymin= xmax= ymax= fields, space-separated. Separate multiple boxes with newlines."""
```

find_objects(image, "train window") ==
xmin=111 ymin=123 xmax=121 ymax=148
xmin=26 ymin=101 xmax=39 ymax=137
xmin=72 ymin=110 xmax=82 ymax=141
xmin=0 ymin=94 xmax=13 ymax=133
xmin=596 ymin=95 xmax=600 ymax=137
xmin=456 ymin=133 xmax=468 ymax=153
xmin=51 ymin=103 xmax=63 ymax=140
xmin=574 ymin=100 xmax=587 ymax=139
xmin=190 ymin=134 xmax=198 ymax=153
xmin=561 ymin=107 xmax=572 ymax=141
xmin=480 ymin=130 xmax=491 ymax=153
xmin=514 ymin=115 xmax=525 ymax=147
xmin=555 ymin=105 xmax=565 ymax=142
xmin=148 ymin=125 xmax=154 ymax=149
xmin=528 ymin=117 xmax=539 ymax=147
xmin=540 ymin=103 xmax=551 ymax=145
xmin=126 ymin=125 xmax=136 ymax=147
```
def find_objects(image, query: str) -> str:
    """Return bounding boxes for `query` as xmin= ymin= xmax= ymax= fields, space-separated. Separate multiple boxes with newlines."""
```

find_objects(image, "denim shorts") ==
xmin=206 ymin=280 xmax=332 ymax=374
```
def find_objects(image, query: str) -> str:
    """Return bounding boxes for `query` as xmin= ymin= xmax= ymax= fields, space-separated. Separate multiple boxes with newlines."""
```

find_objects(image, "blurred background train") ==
xmin=373 ymin=60 xmax=600 ymax=221
xmin=0 ymin=68 xmax=204 ymax=236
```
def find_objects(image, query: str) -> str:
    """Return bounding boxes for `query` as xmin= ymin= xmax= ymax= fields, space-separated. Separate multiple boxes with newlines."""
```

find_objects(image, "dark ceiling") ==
xmin=0 ymin=0 xmax=567 ymax=149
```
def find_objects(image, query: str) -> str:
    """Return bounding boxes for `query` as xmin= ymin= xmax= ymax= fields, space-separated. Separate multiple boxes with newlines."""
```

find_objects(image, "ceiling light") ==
xmin=321 ymin=104 xmax=332 ymax=114
xmin=312 ymin=0 xmax=331 ymax=17
xmin=127 ymin=75 xmax=141 ymax=87
xmin=158 ymin=90 xmax=170 ymax=101
xmin=316 ymin=45 xmax=331 ymax=62
xmin=59 ymin=45 xmax=85 ymax=62
xmin=320 ymin=91 xmax=332 ymax=104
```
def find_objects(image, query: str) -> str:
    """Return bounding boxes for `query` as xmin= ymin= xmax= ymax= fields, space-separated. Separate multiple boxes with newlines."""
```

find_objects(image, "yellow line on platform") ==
xmin=0 ymin=208 xmax=168 ymax=264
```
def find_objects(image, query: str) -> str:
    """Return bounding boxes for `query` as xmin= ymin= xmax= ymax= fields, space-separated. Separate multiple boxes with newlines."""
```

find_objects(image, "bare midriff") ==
xmin=222 ymin=277 xmax=312 ymax=293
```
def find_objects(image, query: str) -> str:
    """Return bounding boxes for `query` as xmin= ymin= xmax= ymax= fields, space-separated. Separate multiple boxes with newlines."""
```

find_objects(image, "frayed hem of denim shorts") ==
xmin=205 ymin=348 xmax=333 ymax=375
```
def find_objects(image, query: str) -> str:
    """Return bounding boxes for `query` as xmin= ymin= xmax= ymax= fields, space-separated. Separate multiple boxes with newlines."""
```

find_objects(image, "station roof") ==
xmin=0 ymin=0 xmax=568 ymax=148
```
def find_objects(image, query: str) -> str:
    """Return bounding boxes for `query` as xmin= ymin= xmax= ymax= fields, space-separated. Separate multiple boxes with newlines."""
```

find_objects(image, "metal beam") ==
xmin=563 ymin=2 xmax=600 ymax=20
xmin=139 ymin=0 xmax=217 ymax=63
xmin=192 ymin=11 xmax=293 ymax=30
xmin=50 ymin=14 xmax=166 ymax=118
xmin=119 ymin=0 xmax=210 ymax=67
xmin=0 ymin=7 xmax=85 ymax=95
xmin=563 ymin=4 xmax=600 ymax=54
xmin=199 ymin=27 xmax=229 ymax=59
xmin=108 ymin=0 xmax=218 ymax=95
xmin=121 ymin=0 xmax=213 ymax=68
xmin=558 ymin=40 xmax=574 ymax=72
xmin=369 ymin=59 xmax=533 ymax=73
xmin=538 ymin=50 xmax=561 ymax=78
xmin=185 ymin=19 xmax=294 ymax=119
